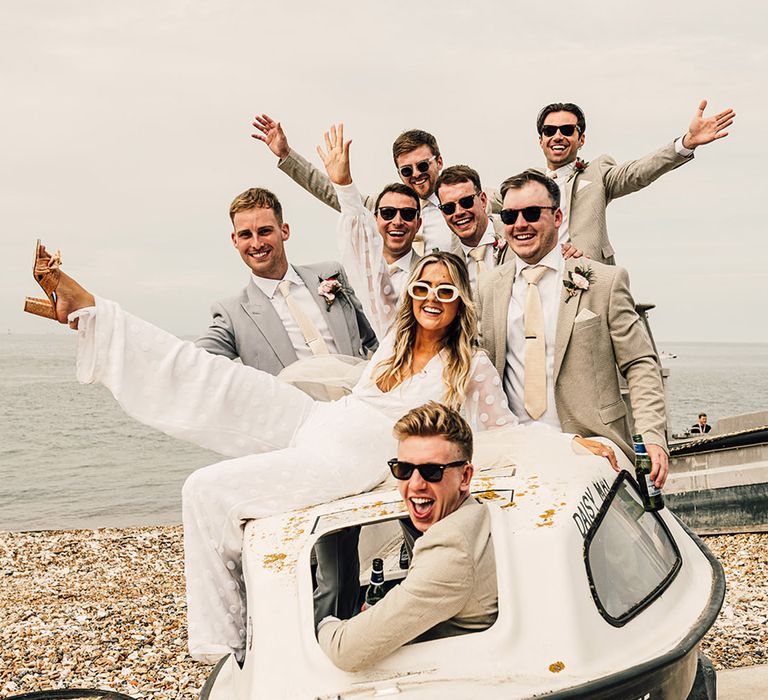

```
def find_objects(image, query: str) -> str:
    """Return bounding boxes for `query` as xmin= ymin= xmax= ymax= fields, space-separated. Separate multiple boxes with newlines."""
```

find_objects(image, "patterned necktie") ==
xmin=521 ymin=265 xmax=548 ymax=420
xmin=277 ymin=280 xmax=330 ymax=356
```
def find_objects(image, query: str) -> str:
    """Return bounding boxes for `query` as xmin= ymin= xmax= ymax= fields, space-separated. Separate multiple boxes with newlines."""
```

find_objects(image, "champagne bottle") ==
xmin=364 ymin=558 xmax=386 ymax=608
xmin=632 ymin=434 xmax=665 ymax=512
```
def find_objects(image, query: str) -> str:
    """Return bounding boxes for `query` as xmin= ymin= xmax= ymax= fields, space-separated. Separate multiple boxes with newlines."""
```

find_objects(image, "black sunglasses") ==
xmin=438 ymin=193 xmax=479 ymax=216
xmin=541 ymin=124 xmax=579 ymax=137
xmin=500 ymin=205 xmax=557 ymax=225
xmin=398 ymin=156 xmax=437 ymax=179
xmin=377 ymin=206 xmax=419 ymax=222
xmin=387 ymin=458 xmax=467 ymax=483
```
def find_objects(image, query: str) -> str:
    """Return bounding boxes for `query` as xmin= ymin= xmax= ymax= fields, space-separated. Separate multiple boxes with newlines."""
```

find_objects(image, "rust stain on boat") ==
xmin=549 ymin=661 xmax=565 ymax=673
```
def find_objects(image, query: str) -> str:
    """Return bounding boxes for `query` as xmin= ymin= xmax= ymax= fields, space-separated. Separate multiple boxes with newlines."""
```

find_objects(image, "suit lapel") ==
xmin=491 ymin=261 xmax=516 ymax=376
xmin=553 ymin=258 xmax=582 ymax=381
xmin=295 ymin=264 xmax=353 ymax=355
xmin=242 ymin=282 xmax=298 ymax=368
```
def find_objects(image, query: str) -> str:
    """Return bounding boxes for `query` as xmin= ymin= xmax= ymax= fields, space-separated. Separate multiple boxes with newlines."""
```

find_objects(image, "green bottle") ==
xmin=632 ymin=434 xmax=665 ymax=512
xmin=364 ymin=558 xmax=386 ymax=608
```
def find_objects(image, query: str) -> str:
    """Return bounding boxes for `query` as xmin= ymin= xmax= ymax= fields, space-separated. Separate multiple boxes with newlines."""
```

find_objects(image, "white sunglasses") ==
xmin=407 ymin=281 xmax=460 ymax=303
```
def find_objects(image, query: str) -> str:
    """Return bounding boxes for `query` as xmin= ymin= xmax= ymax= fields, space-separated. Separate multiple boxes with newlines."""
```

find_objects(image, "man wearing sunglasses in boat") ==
xmin=478 ymin=170 xmax=669 ymax=488
xmin=536 ymin=99 xmax=735 ymax=264
xmin=318 ymin=402 xmax=498 ymax=672
xmin=252 ymin=114 xmax=503 ymax=256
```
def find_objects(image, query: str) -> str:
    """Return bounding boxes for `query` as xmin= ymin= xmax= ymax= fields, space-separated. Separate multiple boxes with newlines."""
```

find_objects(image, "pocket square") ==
xmin=575 ymin=308 xmax=598 ymax=323
xmin=577 ymin=179 xmax=592 ymax=192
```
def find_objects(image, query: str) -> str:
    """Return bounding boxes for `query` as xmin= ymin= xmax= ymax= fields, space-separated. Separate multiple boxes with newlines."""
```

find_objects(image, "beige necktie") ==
xmin=277 ymin=280 xmax=330 ymax=356
xmin=468 ymin=245 xmax=488 ymax=277
xmin=521 ymin=265 xmax=548 ymax=420
xmin=388 ymin=263 xmax=400 ymax=276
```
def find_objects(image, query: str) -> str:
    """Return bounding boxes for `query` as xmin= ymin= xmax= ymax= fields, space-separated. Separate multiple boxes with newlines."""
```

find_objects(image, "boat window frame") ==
xmin=583 ymin=470 xmax=682 ymax=627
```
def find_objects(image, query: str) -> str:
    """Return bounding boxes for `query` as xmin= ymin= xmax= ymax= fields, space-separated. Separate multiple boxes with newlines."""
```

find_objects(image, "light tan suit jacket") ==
xmin=560 ymin=141 xmax=693 ymax=264
xmin=318 ymin=498 xmax=497 ymax=672
xmin=478 ymin=257 xmax=666 ymax=458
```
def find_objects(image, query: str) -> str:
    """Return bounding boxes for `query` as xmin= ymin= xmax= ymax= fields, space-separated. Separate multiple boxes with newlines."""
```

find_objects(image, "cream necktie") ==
xmin=521 ymin=265 xmax=548 ymax=420
xmin=277 ymin=280 xmax=330 ymax=356
xmin=468 ymin=245 xmax=488 ymax=277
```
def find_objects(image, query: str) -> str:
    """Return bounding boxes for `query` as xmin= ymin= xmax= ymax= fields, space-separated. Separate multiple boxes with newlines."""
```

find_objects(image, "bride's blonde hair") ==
xmin=374 ymin=252 xmax=476 ymax=411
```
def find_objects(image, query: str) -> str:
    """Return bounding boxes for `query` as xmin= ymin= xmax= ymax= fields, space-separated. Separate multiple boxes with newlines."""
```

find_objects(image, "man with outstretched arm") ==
xmin=534 ymin=99 xmax=735 ymax=263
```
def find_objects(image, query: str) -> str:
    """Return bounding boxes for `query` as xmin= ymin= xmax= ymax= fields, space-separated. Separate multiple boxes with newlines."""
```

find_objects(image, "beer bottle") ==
xmin=632 ymin=434 xmax=665 ymax=512
xmin=364 ymin=558 xmax=386 ymax=608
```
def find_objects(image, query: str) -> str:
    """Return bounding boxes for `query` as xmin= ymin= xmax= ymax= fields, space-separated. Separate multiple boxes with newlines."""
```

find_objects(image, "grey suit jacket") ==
xmin=478 ymin=257 xmax=666 ymax=458
xmin=561 ymin=141 xmax=693 ymax=264
xmin=318 ymin=498 xmax=497 ymax=672
xmin=195 ymin=263 xmax=377 ymax=375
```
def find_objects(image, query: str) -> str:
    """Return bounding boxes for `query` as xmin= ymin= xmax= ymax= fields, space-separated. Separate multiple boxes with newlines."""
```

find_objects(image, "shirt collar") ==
xmin=251 ymin=264 xmax=303 ymax=299
xmin=425 ymin=192 xmax=440 ymax=208
xmin=514 ymin=246 xmax=563 ymax=280
xmin=547 ymin=161 xmax=575 ymax=181
xmin=390 ymin=249 xmax=414 ymax=272
xmin=460 ymin=221 xmax=496 ymax=254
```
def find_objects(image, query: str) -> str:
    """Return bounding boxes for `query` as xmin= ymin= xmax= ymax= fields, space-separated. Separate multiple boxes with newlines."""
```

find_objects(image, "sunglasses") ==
xmin=407 ymin=281 xmax=460 ymax=302
xmin=438 ymin=193 xmax=479 ymax=216
xmin=500 ymin=205 xmax=557 ymax=225
xmin=541 ymin=124 xmax=579 ymax=137
xmin=398 ymin=156 xmax=437 ymax=179
xmin=377 ymin=206 xmax=419 ymax=222
xmin=387 ymin=458 xmax=467 ymax=483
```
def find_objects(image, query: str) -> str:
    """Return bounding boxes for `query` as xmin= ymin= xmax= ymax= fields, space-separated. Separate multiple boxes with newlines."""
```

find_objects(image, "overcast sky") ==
xmin=2 ymin=1 xmax=766 ymax=343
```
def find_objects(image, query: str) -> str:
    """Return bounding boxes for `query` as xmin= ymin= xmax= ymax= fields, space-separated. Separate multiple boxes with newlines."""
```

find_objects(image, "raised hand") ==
xmin=682 ymin=100 xmax=735 ymax=149
xmin=316 ymin=123 xmax=353 ymax=186
xmin=251 ymin=114 xmax=290 ymax=160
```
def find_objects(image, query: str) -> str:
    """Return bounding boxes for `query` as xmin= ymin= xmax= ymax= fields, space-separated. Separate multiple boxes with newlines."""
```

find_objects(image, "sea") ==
xmin=1 ymin=334 xmax=767 ymax=532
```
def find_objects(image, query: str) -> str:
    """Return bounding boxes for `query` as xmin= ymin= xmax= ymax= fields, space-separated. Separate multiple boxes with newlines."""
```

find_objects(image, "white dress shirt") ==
xmin=388 ymin=249 xmax=415 ymax=300
xmin=546 ymin=162 xmax=575 ymax=246
xmin=251 ymin=266 xmax=339 ymax=360
xmin=503 ymin=247 xmax=563 ymax=430
xmin=460 ymin=220 xmax=497 ymax=294
xmin=419 ymin=193 xmax=454 ymax=253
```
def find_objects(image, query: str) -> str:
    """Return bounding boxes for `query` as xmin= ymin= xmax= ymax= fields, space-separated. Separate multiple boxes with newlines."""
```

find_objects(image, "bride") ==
xmin=25 ymin=211 xmax=616 ymax=664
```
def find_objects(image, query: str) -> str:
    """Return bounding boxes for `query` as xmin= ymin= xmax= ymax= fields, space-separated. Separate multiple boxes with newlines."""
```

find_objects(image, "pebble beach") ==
xmin=1 ymin=527 xmax=765 ymax=699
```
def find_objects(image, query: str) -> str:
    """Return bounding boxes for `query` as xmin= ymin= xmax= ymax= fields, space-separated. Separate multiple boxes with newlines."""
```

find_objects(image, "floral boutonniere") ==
xmin=492 ymin=237 xmax=507 ymax=265
xmin=317 ymin=275 xmax=347 ymax=310
xmin=563 ymin=265 xmax=593 ymax=303
xmin=568 ymin=158 xmax=589 ymax=181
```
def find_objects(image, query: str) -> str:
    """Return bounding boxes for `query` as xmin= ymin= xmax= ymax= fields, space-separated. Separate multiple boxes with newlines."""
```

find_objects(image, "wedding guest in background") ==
xmin=691 ymin=412 xmax=712 ymax=434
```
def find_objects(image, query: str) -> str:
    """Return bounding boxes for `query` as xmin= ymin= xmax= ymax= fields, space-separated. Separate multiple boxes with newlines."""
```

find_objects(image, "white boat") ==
xmin=201 ymin=436 xmax=723 ymax=699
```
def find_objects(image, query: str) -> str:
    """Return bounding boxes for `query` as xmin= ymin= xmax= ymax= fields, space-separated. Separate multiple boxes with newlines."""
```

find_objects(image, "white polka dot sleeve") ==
xmin=463 ymin=351 xmax=519 ymax=432
xmin=335 ymin=182 xmax=400 ymax=339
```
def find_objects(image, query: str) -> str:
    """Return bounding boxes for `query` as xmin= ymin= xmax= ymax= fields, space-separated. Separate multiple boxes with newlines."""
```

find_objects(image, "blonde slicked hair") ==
xmin=229 ymin=188 xmax=283 ymax=225
xmin=373 ymin=251 xmax=477 ymax=411
xmin=393 ymin=401 xmax=473 ymax=461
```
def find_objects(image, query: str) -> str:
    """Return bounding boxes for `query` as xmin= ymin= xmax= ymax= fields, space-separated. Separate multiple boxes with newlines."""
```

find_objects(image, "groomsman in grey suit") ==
xmin=478 ymin=170 xmax=668 ymax=486
xmin=251 ymin=114 xmax=503 ymax=255
xmin=195 ymin=187 xmax=377 ymax=374
xmin=318 ymin=402 xmax=497 ymax=672
xmin=537 ymin=99 xmax=735 ymax=263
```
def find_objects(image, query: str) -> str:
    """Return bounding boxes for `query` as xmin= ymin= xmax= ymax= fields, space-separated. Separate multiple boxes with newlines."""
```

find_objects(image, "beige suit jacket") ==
xmin=560 ymin=141 xmax=693 ymax=264
xmin=478 ymin=257 xmax=666 ymax=458
xmin=318 ymin=498 xmax=497 ymax=672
